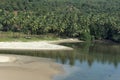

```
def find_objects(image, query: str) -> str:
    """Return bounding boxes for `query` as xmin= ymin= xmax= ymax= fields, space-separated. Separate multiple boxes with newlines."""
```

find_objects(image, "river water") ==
xmin=0 ymin=41 xmax=120 ymax=80
xmin=54 ymin=41 xmax=120 ymax=80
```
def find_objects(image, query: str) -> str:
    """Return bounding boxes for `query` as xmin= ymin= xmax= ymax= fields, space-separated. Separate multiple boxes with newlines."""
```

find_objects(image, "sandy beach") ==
xmin=0 ymin=39 xmax=81 ymax=80
xmin=0 ymin=54 xmax=63 ymax=80
xmin=0 ymin=39 xmax=82 ymax=51
xmin=0 ymin=42 xmax=73 ymax=51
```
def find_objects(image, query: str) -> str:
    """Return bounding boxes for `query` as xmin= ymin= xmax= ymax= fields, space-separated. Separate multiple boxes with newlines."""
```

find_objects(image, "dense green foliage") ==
xmin=0 ymin=0 xmax=120 ymax=42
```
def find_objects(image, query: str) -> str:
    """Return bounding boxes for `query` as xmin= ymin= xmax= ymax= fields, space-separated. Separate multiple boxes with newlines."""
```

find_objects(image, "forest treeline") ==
xmin=0 ymin=0 xmax=120 ymax=42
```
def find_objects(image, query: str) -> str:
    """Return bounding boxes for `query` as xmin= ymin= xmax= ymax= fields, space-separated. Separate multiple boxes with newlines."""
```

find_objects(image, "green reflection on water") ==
xmin=0 ymin=41 xmax=120 ymax=67
xmin=0 ymin=50 xmax=75 ymax=65
xmin=60 ymin=41 xmax=120 ymax=67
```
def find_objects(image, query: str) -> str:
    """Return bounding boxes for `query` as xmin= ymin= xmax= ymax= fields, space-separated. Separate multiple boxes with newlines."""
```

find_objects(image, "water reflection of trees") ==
xmin=0 ymin=42 xmax=120 ymax=67
xmin=0 ymin=50 xmax=75 ymax=65
xmin=60 ymin=42 xmax=120 ymax=67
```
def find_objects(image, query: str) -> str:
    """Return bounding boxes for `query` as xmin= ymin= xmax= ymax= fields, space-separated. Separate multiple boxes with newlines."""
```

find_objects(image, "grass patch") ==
xmin=0 ymin=32 xmax=60 ymax=42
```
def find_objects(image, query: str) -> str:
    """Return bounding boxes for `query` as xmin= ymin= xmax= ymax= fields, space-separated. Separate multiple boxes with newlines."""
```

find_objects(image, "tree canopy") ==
xmin=0 ymin=0 xmax=120 ymax=42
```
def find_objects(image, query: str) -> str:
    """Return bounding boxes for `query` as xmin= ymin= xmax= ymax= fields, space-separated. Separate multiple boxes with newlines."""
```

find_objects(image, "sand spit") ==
xmin=0 ymin=41 xmax=73 ymax=51
xmin=49 ymin=38 xmax=83 ymax=44
xmin=0 ymin=54 xmax=63 ymax=80
xmin=0 ymin=38 xmax=82 ymax=51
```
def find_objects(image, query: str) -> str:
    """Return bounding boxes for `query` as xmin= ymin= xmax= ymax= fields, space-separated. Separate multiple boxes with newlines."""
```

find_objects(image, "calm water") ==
xmin=54 ymin=42 xmax=120 ymax=80
xmin=0 ymin=41 xmax=120 ymax=80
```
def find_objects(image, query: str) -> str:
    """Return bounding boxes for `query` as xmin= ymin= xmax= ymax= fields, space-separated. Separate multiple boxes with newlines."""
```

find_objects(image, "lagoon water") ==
xmin=0 ymin=41 xmax=120 ymax=80
xmin=54 ymin=42 xmax=120 ymax=80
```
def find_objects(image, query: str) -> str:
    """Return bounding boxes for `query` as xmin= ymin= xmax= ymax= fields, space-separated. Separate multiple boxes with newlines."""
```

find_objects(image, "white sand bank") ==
xmin=0 ymin=38 xmax=83 ymax=51
xmin=0 ymin=41 xmax=73 ymax=51
xmin=48 ymin=38 xmax=83 ymax=44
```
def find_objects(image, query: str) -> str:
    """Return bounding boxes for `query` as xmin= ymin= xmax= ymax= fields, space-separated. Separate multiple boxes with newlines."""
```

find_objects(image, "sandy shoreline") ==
xmin=0 ymin=39 xmax=82 ymax=51
xmin=0 ymin=42 xmax=73 ymax=51
xmin=0 ymin=39 xmax=82 ymax=80
xmin=0 ymin=54 xmax=63 ymax=80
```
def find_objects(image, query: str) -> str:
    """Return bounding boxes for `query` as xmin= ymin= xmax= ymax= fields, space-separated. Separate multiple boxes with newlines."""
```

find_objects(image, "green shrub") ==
xmin=79 ymin=32 xmax=91 ymax=41
xmin=112 ymin=34 xmax=120 ymax=43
